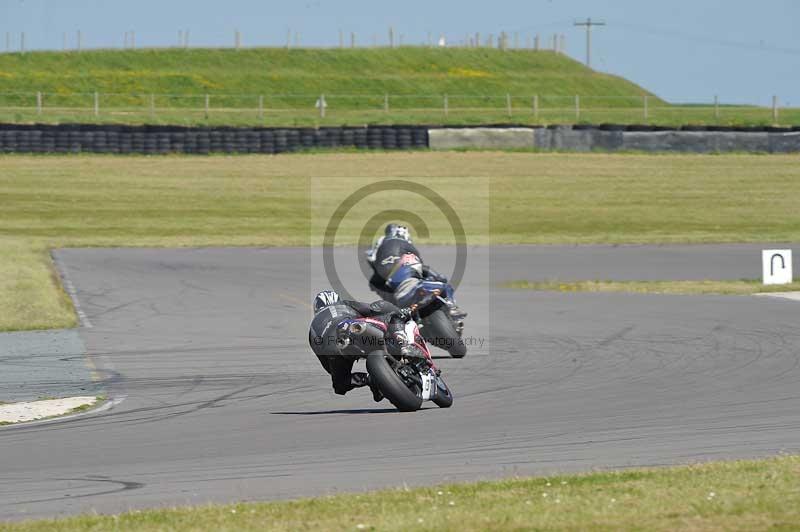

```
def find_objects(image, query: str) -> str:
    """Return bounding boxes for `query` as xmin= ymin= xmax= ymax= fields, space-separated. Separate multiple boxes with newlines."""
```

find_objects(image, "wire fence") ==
xmin=0 ymin=91 xmax=793 ymax=126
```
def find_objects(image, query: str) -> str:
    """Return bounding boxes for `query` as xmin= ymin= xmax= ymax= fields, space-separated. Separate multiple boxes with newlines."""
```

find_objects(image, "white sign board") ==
xmin=762 ymin=249 xmax=793 ymax=285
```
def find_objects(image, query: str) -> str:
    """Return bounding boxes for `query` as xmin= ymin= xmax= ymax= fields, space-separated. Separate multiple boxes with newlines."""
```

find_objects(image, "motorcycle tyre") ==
xmin=432 ymin=375 xmax=454 ymax=408
xmin=366 ymin=352 xmax=423 ymax=412
xmin=423 ymin=308 xmax=467 ymax=358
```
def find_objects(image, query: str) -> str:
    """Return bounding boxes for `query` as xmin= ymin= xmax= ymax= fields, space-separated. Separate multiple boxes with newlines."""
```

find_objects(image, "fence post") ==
xmin=319 ymin=94 xmax=325 ymax=118
xmin=534 ymin=34 xmax=540 ymax=51
xmin=506 ymin=93 xmax=512 ymax=117
xmin=444 ymin=93 xmax=448 ymax=117
xmin=149 ymin=94 xmax=155 ymax=119
xmin=235 ymin=30 xmax=241 ymax=50
xmin=36 ymin=91 xmax=42 ymax=115
xmin=772 ymin=95 xmax=778 ymax=122
xmin=350 ymin=32 xmax=355 ymax=48
xmin=258 ymin=95 xmax=264 ymax=120
xmin=714 ymin=94 xmax=719 ymax=121
xmin=384 ymin=93 xmax=389 ymax=113
xmin=532 ymin=94 xmax=539 ymax=120
xmin=643 ymin=95 xmax=648 ymax=121
xmin=204 ymin=94 xmax=209 ymax=119
xmin=575 ymin=94 xmax=580 ymax=121
xmin=94 ymin=91 xmax=99 ymax=117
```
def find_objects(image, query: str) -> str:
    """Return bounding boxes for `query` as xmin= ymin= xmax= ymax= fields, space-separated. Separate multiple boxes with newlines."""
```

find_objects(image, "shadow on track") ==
xmin=270 ymin=407 xmax=435 ymax=415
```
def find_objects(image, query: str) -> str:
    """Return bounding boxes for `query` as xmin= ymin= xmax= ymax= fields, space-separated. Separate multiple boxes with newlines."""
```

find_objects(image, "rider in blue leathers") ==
xmin=366 ymin=224 xmax=466 ymax=319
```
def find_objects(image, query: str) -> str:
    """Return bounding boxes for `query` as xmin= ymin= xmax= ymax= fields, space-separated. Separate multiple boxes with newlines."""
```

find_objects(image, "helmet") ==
xmin=385 ymin=223 xmax=411 ymax=242
xmin=313 ymin=290 xmax=340 ymax=312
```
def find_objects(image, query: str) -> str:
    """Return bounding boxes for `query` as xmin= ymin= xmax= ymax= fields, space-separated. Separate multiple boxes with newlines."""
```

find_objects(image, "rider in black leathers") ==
xmin=366 ymin=224 xmax=462 ymax=316
xmin=308 ymin=290 xmax=409 ymax=401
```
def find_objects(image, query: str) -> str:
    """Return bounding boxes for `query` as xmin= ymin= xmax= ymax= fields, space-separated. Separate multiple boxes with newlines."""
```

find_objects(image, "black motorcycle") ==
xmin=336 ymin=316 xmax=453 ymax=412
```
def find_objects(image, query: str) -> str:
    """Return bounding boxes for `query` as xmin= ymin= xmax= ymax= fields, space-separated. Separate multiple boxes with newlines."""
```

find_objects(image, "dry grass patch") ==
xmin=504 ymin=279 xmax=800 ymax=295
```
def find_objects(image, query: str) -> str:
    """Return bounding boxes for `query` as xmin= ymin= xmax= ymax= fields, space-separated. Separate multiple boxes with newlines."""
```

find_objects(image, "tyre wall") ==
xmin=434 ymin=125 xmax=800 ymax=153
xmin=0 ymin=124 xmax=429 ymax=154
xmin=1 ymin=123 xmax=799 ymax=154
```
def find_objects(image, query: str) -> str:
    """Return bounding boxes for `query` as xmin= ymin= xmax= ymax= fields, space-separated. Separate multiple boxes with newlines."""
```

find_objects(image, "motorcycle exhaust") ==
xmin=349 ymin=322 xmax=366 ymax=334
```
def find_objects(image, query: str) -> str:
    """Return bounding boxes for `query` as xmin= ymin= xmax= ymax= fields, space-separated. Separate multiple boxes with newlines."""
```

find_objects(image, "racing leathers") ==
xmin=308 ymin=299 xmax=407 ymax=397
xmin=366 ymin=236 xmax=449 ymax=308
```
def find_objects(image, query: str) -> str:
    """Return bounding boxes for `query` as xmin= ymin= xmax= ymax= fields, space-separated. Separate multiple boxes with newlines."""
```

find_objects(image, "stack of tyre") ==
xmin=0 ymin=123 xmax=433 ymax=154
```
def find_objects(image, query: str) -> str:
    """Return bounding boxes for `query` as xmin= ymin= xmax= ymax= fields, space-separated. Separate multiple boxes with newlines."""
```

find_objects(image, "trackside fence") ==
xmin=0 ymin=91 xmax=794 ymax=127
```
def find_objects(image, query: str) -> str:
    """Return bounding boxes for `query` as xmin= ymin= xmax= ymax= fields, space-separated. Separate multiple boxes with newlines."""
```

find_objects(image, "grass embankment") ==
xmin=1 ymin=47 xmax=795 ymax=126
xmin=1 ymin=152 xmax=799 ymax=331
xmin=3 ymin=456 xmax=799 ymax=531
xmin=505 ymin=279 xmax=800 ymax=295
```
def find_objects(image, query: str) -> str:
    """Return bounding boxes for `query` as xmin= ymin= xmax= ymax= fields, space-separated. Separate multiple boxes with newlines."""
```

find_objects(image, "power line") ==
xmin=573 ymin=18 xmax=605 ymax=68
xmin=611 ymin=20 xmax=800 ymax=56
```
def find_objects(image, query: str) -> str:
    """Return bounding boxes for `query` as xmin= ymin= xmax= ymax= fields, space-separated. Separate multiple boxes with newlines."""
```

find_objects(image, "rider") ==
xmin=366 ymin=224 xmax=465 ymax=318
xmin=308 ymin=290 xmax=410 ymax=401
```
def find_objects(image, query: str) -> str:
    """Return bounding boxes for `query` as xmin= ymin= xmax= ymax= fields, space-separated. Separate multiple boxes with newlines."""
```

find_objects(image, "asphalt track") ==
xmin=1 ymin=244 xmax=799 ymax=521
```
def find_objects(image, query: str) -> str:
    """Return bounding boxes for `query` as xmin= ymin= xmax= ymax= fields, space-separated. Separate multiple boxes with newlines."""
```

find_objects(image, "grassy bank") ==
xmin=1 ymin=152 xmax=799 ymax=331
xmin=0 ymin=47 xmax=796 ymax=126
xmin=0 ymin=48 xmax=655 ymax=102
xmin=2 ymin=455 xmax=799 ymax=531
xmin=504 ymin=279 xmax=800 ymax=295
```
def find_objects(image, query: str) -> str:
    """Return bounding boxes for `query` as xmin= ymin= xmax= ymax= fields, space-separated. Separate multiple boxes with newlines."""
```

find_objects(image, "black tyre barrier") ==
xmin=0 ymin=123 xmax=798 ymax=154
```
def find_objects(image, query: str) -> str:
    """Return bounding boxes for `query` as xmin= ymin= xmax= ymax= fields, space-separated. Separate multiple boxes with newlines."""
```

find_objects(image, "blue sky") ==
xmin=1 ymin=0 xmax=797 ymax=105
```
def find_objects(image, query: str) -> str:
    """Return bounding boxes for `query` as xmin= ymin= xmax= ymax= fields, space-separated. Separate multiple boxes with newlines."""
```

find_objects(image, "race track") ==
xmin=1 ymin=244 xmax=799 ymax=520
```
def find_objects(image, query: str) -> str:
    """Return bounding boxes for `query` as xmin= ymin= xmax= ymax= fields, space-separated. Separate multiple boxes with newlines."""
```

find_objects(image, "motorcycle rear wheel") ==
xmin=366 ymin=352 xmax=423 ymax=412
xmin=423 ymin=308 xmax=467 ymax=358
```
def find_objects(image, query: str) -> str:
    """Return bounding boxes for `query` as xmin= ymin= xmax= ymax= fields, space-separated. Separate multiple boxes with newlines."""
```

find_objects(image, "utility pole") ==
xmin=573 ymin=18 xmax=605 ymax=68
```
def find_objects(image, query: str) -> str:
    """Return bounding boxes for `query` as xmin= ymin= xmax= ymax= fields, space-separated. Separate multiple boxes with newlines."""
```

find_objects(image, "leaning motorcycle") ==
xmin=336 ymin=317 xmax=453 ymax=412
xmin=406 ymin=280 xmax=467 ymax=358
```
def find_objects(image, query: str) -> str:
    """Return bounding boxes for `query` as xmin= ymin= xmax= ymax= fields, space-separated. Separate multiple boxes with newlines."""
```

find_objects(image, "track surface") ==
xmin=1 ymin=244 xmax=799 ymax=520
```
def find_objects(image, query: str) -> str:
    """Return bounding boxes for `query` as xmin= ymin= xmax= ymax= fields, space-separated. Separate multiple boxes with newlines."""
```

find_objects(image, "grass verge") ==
xmin=2 ymin=455 xmax=799 ymax=531
xmin=1 ymin=152 xmax=799 ymax=331
xmin=0 ymin=47 xmax=796 ymax=126
xmin=504 ymin=279 xmax=800 ymax=295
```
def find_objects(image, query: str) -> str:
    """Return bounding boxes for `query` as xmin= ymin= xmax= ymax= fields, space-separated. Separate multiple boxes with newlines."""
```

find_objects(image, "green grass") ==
xmin=0 ymin=47 xmax=657 ymax=102
xmin=1 ymin=151 xmax=799 ymax=331
xmin=0 ymin=47 xmax=796 ymax=126
xmin=2 ymin=455 xmax=799 ymax=531
xmin=504 ymin=279 xmax=800 ymax=295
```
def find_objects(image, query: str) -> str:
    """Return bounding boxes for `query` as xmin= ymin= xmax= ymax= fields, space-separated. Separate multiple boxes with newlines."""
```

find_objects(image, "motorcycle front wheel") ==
xmin=432 ymin=375 xmax=454 ymax=408
xmin=366 ymin=352 xmax=423 ymax=412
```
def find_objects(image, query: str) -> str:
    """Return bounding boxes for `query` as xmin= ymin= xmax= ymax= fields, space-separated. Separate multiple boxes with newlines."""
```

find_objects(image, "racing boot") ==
xmin=350 ymin=372 xmax=370 ymax=389
xmin=448 ymin=304 xmax=468 ymax=320
xmin=352 ymin=372 xmax=383 ymax=402
xmin=367 ymin=375 xmax=384 ymax=403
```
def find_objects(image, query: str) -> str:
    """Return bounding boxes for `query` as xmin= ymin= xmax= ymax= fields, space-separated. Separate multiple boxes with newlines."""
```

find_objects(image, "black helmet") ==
xmin=313 ymin=290 xmax=340 ymax=312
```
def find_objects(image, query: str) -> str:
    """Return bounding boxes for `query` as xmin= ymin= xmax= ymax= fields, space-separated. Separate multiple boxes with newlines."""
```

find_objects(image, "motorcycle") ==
xmin=369 ymin=277 xmax=467 ymax=359
xmin=336 ymin=316 xmax=454 ymax=412
xmin=405 ymin=280 xmax=467 ymax=358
